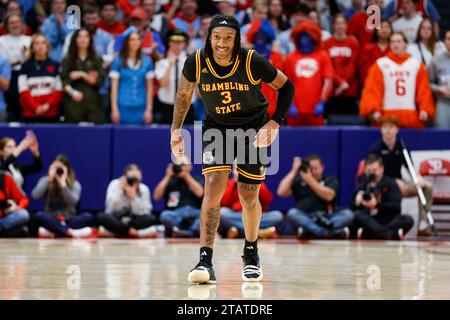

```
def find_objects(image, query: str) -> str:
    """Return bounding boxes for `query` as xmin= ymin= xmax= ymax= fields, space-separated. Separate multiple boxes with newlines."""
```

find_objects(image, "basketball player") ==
xmin=170 ymin=15 xmax=294 ymax=284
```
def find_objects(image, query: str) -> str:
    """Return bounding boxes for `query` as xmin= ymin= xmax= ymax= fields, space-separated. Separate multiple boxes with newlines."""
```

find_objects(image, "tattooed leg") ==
xmin=200 ymin=171 xmax=229 ymax=248
xmin=238 ymin=182 xmax=262 ymax=242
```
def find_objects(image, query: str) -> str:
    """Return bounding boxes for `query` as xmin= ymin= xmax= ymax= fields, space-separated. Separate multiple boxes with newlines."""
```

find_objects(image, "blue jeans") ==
xmin=0 ymin=209 xmax=29 ymax=232
xmin=34 ymin=211 xmax=96 ymax=237
xmin=160 ymin=205 xmax=201 ymax=234
xmin=220 ymin=207 xmax=284 ymax=233
xmin=287 ymin=208 xmax=354 ymax=238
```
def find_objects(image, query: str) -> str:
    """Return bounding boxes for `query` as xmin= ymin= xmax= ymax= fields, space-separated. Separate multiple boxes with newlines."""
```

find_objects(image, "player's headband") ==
xmin=208 ymin=15 xmax=240 ymax=34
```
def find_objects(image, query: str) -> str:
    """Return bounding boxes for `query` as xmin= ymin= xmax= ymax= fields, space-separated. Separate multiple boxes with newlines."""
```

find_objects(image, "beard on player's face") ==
xmin=211 ymin=27 xmax=236 ymax=61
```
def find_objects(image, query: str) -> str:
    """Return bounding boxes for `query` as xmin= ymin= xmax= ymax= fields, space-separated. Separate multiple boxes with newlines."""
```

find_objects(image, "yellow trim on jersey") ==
xmin=237 ymin=167 xmax=265 ymax=180
xmin=195 ymin=49 xmax=201 ymax=83
xmin=205 ymin=55 xmax=240 ymax=79
xmin=246 ymin=50 xmax=261 ymax=85
xmin=202 ymin=166 xmax=232 ymax=174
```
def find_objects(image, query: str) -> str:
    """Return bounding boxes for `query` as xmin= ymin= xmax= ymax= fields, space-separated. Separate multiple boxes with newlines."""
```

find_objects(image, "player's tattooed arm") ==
xmin=171 ymin=74 xmax=195 ymax=133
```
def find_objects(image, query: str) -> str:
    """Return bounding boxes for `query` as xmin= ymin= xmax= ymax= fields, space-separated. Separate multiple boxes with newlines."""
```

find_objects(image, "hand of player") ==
xmin=254 ymin=120 xmax=279 ymax=148
xmin=419 ymin=111 xmax=428 ymax=122
xmin=171 ymin=130 xmax=185 ymax=161
xmin=313 ymin=101 xmax=325 ymax=116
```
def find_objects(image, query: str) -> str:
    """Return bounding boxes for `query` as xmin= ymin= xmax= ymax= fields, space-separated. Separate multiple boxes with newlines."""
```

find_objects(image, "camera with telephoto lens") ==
xmin=299 ymin=159 xmax=310 ymax=172
xmin=56 ymin=167 xmax=65 ymax=176
xmin=363 ymin=173 xmax=377 ymax=201
xmin=172 ymin=163 xmax=184 ymax=175
xmin=126 ymin=176 xmax=138 ymax=186
xmin=315 ymin=212 xmax=333 ymax=229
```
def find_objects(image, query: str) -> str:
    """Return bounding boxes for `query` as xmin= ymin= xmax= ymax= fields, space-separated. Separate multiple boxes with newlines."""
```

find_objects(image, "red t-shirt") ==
xmin=347 ymin=13 xmax=374 ymax=45
xmin=0 ymin=173 xmax=29 ymax=217
xmin=322 ymin=36 xmax=360 ymax=97
xmin=283 ymin=50 xmax=334 ymax=114
xmin=359 ymin=43 xmax=391 ymax=85
xmin=98 ymin=20 xmax=127 ymax=36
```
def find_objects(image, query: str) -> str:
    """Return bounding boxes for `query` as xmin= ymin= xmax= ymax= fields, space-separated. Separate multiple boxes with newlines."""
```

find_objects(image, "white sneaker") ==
xmin=297 ymin=227 xmax=304 ymax=239
xmin=98 ymin=226 xmax=114 ymax=238
xmin=38 ymin=227 xmax=55 ymax=238
xmin=398 ymin=228 xmax=405 ymax=241
xmin=357 ymin=227 xmax=364 ymax=240
xmin=71 ymin=227 xmax=93 ymax=238
xmin=137 ymin=226 xmax=158 ymax=238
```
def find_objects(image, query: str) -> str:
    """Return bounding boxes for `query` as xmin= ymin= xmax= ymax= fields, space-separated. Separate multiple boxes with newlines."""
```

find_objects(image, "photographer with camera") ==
xmin=353 ymin=154 xmax=414 ymax=240
xmin=97 ymin=164 xmax=158 ymax=238
xmin=31 ymin=154 xmax=96 ymax=238
xmin=153 ymin=158 xmax=204 ymax=238
xmin=0 ymin=170 xmax=30 ymax=237
xmin=277 ymin=154 xmax=354 ymax=239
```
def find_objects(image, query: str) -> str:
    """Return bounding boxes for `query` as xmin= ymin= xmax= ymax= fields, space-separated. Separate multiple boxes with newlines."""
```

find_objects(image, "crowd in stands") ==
xmin=0 ymin=0 xmax=447 ymax=128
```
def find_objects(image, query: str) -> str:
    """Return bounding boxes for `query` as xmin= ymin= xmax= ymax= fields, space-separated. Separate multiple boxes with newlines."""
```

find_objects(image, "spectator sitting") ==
xmin=18 ymin=33 xmax=62 ymax=123
xmin=0 ymin=1 xmax=33 ymax=36
xmin=407 ymin=18 xmax=445 ymax=67
xmin=277 ymin=155 xmax=354 ymax=239
xmin=360 ymin=32 xmax=435 ymax=128
xmin=322 ymin=13 xmax=360 ymax=118
xmin=0 ymin=13 xmax=31 ymax=122
xmin=359 ymin=19 xmax=393 ymax=86
xmin=61 ymin=28 xmax=105 ymax=123
xmin=31 ymin=154 xmax=96 ymax=238
xmin=368 ymin=115 xmax=434 ymax=236
xmin=41 ymin=0 xmax=72 ymax=63
xmin=428 ymin=29 xmax=450 ymax=128
xmin=154 ymin=29 xmax=194 ymax=124
xmin=220 ymin=164 xmax=283 ymax=239
xmin=97 ymin=164 xmax=158 ymax=238
xmin=110 ymin=28 xmax=154 ymax=125
xmin=170 ymin=0 xmax=201 ymax=39
xmin=0 ymin=52 xmax=11 ymax=122
xmin=392 ymin=0 xmax=423 ymax=44
xmin=0 ymin=131 xmax=42 ymax=192
xmin=98 ymin=1 xmax=127 ymax=36
xmin=0 ymin=170 xmax=30 ymax=237
xmin=283 ymin=21 xmax=333 ymax=126
xmin=154 ymin=158 xmax=204 ymax=238
xmin=353 ymin=154 xmax=414 ymax=240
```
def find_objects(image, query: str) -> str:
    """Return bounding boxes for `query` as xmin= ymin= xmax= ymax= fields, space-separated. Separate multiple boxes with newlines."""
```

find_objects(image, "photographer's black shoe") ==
xmin=242 ymin=253 xmax=263 ymax=282
xmin=188 ymin=261 xmax=216 ymax=284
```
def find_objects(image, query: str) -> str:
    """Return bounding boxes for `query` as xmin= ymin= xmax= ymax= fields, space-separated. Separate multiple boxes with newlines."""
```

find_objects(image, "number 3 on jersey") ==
xmin=221 ymin=91 xmax=232 ymax=104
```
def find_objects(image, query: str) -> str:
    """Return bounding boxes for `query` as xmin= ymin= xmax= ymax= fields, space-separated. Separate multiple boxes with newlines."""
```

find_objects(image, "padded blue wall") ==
xmin=1 ymin=124 xmax=449 ymax=212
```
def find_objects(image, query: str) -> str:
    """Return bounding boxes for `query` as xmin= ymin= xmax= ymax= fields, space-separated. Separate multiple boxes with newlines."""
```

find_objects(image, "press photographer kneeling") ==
xmin=98 ymin=164 xmax=158 ymax=238
xmin=353 ymin=154 xmax=414 ymax=240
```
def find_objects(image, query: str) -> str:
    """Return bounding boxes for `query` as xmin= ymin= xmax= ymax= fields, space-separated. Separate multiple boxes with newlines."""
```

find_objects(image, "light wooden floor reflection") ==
xmin=1 ymin=238 xmax=450 ymax=300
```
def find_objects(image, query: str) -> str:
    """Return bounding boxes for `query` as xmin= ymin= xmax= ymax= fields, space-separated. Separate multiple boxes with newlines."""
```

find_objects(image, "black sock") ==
xmin=199 ymin=247 xmax=213 ymax=266
xmin=244 ymin=239 xmax=258 ymax=256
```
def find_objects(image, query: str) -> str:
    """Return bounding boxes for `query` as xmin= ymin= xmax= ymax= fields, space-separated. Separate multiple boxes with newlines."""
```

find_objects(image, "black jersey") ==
xmin=183 ymin=48 xmax=277 ymax=127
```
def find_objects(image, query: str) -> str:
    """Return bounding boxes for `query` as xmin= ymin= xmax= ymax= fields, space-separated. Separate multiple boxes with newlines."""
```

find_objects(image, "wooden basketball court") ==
xmin=1 ymin=238 xmax=449 ymax=299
